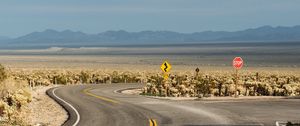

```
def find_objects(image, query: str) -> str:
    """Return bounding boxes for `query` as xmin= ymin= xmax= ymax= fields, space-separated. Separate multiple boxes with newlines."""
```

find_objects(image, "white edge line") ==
xmin=113 ymin=89 xmax=121 ymax=94
xmin=52 ymin=88 xmax=80 ymax=126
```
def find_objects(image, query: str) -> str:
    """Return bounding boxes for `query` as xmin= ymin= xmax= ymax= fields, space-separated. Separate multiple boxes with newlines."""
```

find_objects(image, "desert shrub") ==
xmin=9 ymin=69 xmax=147 ymax=86
xmin=111 ymin=71 xmax=121 ymax=83
xmin=195 ymin=76 xmax=211 ymax=97
xmin=0 ymin=79 xmax=31 ymax=125
xmin=143 ymin=71 xmax=300 ymax=97
xmin=80 ymin=71 xmax=91 ymax=84
xmin=6 ymin=68 xmax=300 ymax=97
xmin=0 ymin=64 xmax=7 ymax=83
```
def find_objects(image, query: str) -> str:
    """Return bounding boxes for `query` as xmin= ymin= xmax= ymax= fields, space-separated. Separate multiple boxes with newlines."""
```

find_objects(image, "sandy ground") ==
xmin=24 ymin=86 xmax=67 ymax=126
xmin=1 ymin=55 xmax=300 ymax=75
xmin=1 ymin=43 xmax=300 ymax=72
xmin=121 ymin=88 xmax=142 ymax=95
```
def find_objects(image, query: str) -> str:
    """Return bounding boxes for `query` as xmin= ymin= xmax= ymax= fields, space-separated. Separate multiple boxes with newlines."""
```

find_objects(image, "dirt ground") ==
xmin=24 ymin=86 xmax=67 ymax=126
xmin=1 ymin=55 xmax=300 ymax=74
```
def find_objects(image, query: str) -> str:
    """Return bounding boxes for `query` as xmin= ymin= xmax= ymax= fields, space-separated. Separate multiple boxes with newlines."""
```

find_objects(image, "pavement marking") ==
xmin=52 ymin=88 xmax=80 ymax=126
xmin=83 ymin=87 xmax=119 ymax=104
xmin=149 ymin=119 xmax=153 ymax=126
xmin=149 ymin=119 xmax=157 ymax=126
xmin=153 ymin=119 xmax=157 ymax=126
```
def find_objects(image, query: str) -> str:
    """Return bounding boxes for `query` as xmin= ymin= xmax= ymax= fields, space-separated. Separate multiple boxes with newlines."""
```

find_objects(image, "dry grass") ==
xmin=0 ymin=79 xmax=31 ymax=125
xmin=143 ymin=71 xmax=300 ymax=97
xmin=0 ymin=79 xmax=67 ymax=126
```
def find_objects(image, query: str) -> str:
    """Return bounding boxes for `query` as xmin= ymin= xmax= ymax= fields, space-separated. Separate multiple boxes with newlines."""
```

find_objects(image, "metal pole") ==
xmin=235 ymin=69 xmax=238 ymax=98
xmin=55 ymin=77 xmax=57 ymax=86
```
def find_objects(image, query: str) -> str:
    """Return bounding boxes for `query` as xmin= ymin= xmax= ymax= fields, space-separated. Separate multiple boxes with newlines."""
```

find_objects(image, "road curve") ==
xmin=47 ymin=88 xmax=81 ymax=126
xmin=47 ymin=83 xmax=300 ymax=126
xmin=47 ymin=84 xmax=169 ymax=126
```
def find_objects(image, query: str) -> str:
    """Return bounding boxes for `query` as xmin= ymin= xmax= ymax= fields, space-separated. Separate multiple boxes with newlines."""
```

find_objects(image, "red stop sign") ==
xmin=233 ymin=57 xmax=243 ymax=69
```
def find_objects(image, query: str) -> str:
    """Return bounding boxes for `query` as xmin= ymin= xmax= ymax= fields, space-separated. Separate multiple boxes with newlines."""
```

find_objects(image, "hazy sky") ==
xmin=1 ymin=0 xmax=300 ymax=37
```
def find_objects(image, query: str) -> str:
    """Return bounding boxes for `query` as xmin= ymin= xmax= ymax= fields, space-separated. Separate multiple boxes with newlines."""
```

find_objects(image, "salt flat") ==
xmin=0 ymin=42 xmax=299 ymax=72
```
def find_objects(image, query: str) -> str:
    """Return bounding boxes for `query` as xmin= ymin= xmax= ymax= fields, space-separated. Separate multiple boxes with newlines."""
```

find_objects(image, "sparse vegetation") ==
xmin=0 ymin=64 xmax=7 ymax=83
xmin=7 ymin=68 xmax=300 ymax=98
xmin=0 ymin=64 xmax=300 ymax=125
xmin=0 ymin=64 xmax=31 ymax=125
xmin=10 ymin=70 xmax=145 ymax=86
xmin=142 ymin=71 xmax=300 ymax=97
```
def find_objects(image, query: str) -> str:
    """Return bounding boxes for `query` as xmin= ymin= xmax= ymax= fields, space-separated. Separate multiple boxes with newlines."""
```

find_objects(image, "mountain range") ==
xmin=1 ymin=25 xmax=300 ymax=48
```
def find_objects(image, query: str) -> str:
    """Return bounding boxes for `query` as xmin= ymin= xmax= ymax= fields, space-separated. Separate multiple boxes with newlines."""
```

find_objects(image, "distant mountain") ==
xmin=0 ymin=36 xmax=10 ymax=41
xmin=218 ymin=25 xmax=300 ymax=41
xmin=13 ymin=29 xmax=91 ymax=44
xmin=2 ymin=25 xmax=300 ymax=48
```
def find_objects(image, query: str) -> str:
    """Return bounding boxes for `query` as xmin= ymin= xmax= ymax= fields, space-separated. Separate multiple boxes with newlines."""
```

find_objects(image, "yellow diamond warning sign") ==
xmin=161 ymin=61 xmax=171 ymax=73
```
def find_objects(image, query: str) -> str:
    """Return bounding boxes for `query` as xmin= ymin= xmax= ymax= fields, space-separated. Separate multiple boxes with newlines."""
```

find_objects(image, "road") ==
xmin=47 ymin=83 xmax=300 ymax=126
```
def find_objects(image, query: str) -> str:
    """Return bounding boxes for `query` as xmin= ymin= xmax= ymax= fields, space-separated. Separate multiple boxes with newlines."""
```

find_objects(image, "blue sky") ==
xmin=1 ymin=0 xmax=300 ymax=37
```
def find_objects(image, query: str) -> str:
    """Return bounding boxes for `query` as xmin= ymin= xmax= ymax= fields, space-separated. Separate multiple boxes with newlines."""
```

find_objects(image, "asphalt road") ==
xmin=47 ymin=84 xmax=300 ymax=126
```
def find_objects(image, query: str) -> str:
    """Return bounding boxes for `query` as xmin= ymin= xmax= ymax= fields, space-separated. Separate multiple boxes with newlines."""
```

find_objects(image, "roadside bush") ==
xmin=0 ymin=78 xmax=31 ymax=125
xmin=0 ymin=64 xmax=7 ymax=83
xmin=6 ymin=68 xmax=300 ymax=97
xmin=143 ymin=71 xmax=300 ymax=97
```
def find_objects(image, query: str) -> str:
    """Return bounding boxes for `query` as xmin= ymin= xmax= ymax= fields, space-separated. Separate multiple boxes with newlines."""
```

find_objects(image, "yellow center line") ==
xmin=83 ymin=88 xmax=157 ymax=126
xmin=82 ymin=87 xmax=119 ymax=104
xmin=149 ymin=119 xmax=153 ymax=126
xmin=149 ymin=119 xmax=157 ymax=126
xmin=153 ymin=119 xmax=157 ymax=126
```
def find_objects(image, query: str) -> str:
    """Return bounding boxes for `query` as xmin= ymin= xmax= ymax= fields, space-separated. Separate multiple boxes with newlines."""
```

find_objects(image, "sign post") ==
xmin=160 ymin=61 xmax=172 ymax=80
xmin=195 ymin=67 xmax=200 ymax=79
xmin=195 ymin=68 xmax=199 ymax=75
xmin=232 ymin=57 xmax=243 ymax=98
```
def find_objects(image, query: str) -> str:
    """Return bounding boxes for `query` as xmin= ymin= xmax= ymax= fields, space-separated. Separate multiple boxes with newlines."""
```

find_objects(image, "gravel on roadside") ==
xmin=24 ymin=85 xmax=68 ymax=126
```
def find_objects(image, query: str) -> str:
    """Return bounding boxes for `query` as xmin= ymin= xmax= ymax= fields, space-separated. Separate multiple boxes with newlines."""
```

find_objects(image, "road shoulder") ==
xmin=25 ymin=86 xmax=68 ymax=126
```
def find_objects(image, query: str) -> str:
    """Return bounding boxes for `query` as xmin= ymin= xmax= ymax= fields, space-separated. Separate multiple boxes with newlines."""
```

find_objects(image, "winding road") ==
xmin=47 ymin=83 xmax=300 ymax=126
